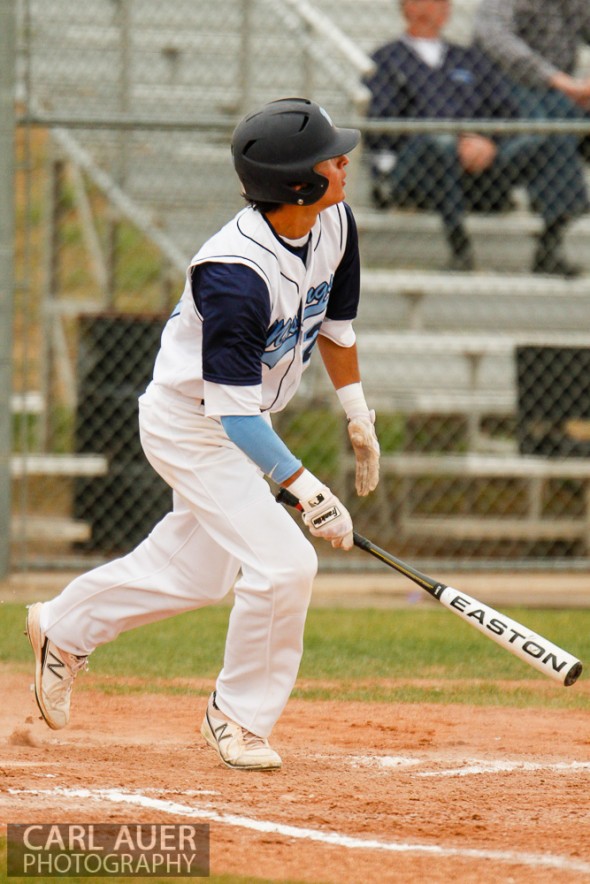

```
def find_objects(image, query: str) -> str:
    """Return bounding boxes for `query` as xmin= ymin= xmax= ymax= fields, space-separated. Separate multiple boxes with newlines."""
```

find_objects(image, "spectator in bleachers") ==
xmin=474 ymin=1 xmax=590 ymax=118
xmin=474 ymin=0 xmax=590 ymax=272
xmin=474 ymin=0 xmax=590 ymax=160
xmin=364 ymin=0 xmax=589 ymax=275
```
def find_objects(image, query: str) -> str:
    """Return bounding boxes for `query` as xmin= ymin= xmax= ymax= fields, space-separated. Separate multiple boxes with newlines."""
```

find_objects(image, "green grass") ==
xmin=2 ymin=602 xmax=588 ymax=708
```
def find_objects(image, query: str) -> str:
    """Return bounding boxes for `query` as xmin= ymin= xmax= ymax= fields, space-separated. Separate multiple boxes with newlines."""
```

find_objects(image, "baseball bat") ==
xmin=276 ymin=487 xmax=583 ymax=687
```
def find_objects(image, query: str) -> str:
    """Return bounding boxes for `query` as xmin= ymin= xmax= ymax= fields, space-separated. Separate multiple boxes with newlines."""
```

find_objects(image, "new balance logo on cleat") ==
xmin=46 ymin=647 xmax=65 ymax=679
xmin=212 ymin=720 xmax=232 ymax=744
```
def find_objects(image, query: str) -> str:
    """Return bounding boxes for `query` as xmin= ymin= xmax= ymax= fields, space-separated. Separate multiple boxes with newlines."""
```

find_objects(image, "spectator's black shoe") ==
xmin=531 ymin=249 xmax=582 ymax=278
xmin=446 ymin=226 xmax=475 ymax=272
xmin=532 ymin=223 xmax=583 ymax=277
xmin=579 ymin=135 xmax=590 ymax=164
xmin=447 ymin=250 xmax=475 ymax=272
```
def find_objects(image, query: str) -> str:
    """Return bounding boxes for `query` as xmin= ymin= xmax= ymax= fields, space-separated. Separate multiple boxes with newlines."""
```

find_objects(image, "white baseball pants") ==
xmin=40 ymin=383 xmax=318 ymax=737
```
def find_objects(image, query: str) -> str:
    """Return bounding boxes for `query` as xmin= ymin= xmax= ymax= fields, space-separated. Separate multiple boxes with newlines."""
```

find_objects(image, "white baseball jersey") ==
xmin=152 ymin=201 xmax=360 ymax=416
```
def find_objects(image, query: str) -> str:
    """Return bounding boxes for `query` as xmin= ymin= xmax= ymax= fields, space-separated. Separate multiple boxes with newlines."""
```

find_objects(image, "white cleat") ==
xmin=201 ymin=692 xmax=282 ymax=771
xmin=25 ymin=602 xmax=87 ymax=730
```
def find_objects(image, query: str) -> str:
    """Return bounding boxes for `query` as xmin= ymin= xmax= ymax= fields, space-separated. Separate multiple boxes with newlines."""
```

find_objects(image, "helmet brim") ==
xmin=316 ymin=126 xmax=361 ymax=162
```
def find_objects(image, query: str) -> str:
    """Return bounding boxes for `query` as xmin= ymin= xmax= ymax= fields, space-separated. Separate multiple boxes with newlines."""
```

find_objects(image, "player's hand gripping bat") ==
xmin=276 ymin=487 xmax=583 ymax=686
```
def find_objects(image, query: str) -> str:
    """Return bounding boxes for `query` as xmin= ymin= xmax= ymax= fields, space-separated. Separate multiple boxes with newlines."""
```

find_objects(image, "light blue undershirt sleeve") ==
xmin=220 ymin=414 xmax=302 ymax=483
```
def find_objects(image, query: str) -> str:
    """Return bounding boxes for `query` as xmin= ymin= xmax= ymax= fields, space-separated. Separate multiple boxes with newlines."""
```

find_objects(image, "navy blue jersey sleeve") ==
xmin=192 ymin=262 xmax=271 ymax=386
xmin=325 ymin=203 xmax=360 ymax=321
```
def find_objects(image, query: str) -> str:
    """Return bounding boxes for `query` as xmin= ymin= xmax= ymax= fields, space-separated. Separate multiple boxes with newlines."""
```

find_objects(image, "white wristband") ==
xmin=286 ymin=469 xmax=325 ymax=510
xmin=337 ymin=383 xmax=369 ymax=420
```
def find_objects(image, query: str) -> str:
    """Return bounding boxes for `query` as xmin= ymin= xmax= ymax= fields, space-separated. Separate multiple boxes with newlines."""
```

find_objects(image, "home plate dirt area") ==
xmin=2 ymin=671 xmax=590 ymax=883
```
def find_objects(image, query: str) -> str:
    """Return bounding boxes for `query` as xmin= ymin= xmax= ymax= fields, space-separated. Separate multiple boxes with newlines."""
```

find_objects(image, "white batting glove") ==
xmin=348 ymin=410 xmax=380 ymax=496
xmin=286 ymin=469 xmax=354 ymax=550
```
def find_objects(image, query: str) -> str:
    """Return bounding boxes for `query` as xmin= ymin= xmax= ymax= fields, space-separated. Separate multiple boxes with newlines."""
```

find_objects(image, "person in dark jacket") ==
xmin=474 ymin=0 xmax=590 ymax=265
xmin=364 ymin=0 xmax=588 ymax=274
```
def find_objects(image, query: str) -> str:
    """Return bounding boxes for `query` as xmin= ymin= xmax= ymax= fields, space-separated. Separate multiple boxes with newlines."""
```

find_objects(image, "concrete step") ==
xmin=311 ymin=329 xmax=590 ymax=418
xmin=358 ymin=268 xmax=590 ymax=331
xmin=355 ymin=209 xmax=590 ymax=274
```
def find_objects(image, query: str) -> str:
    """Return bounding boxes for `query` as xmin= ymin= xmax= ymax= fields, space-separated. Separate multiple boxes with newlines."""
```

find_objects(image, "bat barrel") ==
xmin=438 ymin=586 xmax=583 ymax=687
xmin=351 ymin=535 xmax=583 ymax=686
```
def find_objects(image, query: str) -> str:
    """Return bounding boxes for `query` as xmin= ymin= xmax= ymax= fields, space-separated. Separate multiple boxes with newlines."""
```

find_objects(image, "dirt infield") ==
xmin=2 ymin=670 xmax=590 ymax=883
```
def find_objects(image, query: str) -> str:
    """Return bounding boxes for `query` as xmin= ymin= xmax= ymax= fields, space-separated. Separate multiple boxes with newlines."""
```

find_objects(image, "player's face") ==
xmin=313 ymin=154 xmax=349 ymax=209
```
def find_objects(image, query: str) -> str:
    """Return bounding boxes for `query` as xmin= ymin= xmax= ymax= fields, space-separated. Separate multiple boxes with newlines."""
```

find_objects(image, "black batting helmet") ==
xmin=231 ymin=97 xmax=360 ymax=207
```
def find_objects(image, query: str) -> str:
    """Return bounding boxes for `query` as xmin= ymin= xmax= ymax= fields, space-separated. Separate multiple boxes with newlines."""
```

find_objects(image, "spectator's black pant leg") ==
xmin=388 ymin=135 xmax=466 ymax=229
xmin=495 ymin=135 xmax=590 ymax=226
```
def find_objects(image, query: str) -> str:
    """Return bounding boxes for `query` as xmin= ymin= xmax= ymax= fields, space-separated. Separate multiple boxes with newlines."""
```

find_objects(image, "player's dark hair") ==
xmin=242 ymin=195 xmax=283 ymax=215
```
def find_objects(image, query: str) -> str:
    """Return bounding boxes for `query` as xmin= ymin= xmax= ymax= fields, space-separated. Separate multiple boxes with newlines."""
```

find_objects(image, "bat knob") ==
xmin=276 ymin=487 xmax=301 ymax=509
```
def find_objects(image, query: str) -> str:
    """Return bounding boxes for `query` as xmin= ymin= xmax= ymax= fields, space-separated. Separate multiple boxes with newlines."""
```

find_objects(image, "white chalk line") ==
xmin=346 ymin=755 xmax=590 ymax=778
xmin=349 ymin=755 xmax=421 ymax=769
xmin=8 ymin=786 xmax=590 ymax=875
xmin=417 ymin=760 xmax=590 ymax=778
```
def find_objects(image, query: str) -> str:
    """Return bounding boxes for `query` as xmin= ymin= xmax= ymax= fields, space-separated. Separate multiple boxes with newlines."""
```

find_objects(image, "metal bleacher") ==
xmin=22 ymin=0 xmax=590 ymax=265
xmin=21 ymin=0 xmax=485 ymax=259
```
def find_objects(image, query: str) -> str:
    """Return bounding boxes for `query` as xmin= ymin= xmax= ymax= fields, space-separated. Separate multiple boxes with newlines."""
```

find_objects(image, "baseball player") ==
xmin=25 ymin=98 xmax=380 ymax=771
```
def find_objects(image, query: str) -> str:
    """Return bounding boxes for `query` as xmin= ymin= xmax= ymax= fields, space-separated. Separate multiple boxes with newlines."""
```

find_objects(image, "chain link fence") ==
xmin=6 ymin=0 xmax=590 ymax=572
